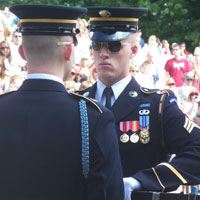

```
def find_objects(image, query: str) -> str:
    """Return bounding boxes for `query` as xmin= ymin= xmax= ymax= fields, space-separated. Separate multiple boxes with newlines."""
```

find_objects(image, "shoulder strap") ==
xmin=158 ymin=93 xmax=169 ymax=155
xmin=79 ymin=99 xmax=89 ymax=179
xmin=71 ymin=92 xmax=102 ymax=113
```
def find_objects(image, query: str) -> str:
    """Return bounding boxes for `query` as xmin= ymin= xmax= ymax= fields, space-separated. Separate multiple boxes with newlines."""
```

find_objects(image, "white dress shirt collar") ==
xmin=96 ymin=74 xmax=132 ymax=106
xmin=27 ymin=73 xmax=63 ymax=85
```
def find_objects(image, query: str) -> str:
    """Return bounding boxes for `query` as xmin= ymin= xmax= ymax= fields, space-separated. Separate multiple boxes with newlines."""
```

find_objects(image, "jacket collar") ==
xmin=111 ymin=78 xmax=142 ymax=122
xmin=18 ymin=79 xmax=67 ymax=93
xmin=85 ymin=78 xmax=143 ymax=123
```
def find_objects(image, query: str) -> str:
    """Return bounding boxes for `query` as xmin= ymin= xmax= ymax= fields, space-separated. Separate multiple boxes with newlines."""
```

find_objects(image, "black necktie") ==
xmin=103 ymin=87 xmax=113 ymax=109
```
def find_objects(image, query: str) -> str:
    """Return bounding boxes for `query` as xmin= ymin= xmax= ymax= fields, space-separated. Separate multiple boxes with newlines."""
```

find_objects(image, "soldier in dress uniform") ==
xmin=77 ymin=7 xmax=200 ymax=200
xmin=0 ymin=5 xmax=124 ymax=200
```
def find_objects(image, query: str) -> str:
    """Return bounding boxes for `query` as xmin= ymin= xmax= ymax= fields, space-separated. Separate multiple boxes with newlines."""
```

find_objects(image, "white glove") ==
xmin=123 ymin=177 xmax=141 ymax=200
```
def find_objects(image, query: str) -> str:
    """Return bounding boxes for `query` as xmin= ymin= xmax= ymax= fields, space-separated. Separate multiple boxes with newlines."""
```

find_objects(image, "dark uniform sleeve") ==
xmin=133 ymin=90 xmax=200 ymax=192
xmin=88 ymin=109 xmax=124 ymax=200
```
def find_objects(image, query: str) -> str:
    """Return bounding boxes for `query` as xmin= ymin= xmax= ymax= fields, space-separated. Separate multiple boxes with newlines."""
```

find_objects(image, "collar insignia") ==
xmin=129 ymin=91 xmax=138 ymax=98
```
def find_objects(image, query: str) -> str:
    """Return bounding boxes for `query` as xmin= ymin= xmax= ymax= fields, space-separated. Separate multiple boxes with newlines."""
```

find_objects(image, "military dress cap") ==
xmin=87 ymin=7 xmax=148 ymax=41
xmin=9 ymin=4 xmax=87 ymax=36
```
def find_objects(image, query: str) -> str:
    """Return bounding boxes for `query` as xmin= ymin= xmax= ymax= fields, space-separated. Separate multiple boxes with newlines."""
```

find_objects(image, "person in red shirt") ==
xmin=165 ymin=43 xmax=191 ymax=87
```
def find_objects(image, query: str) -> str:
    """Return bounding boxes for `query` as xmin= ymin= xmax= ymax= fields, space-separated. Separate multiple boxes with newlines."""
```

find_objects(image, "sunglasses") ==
xmin=91 ymin=41 xmax=131 ymax=53
xmin=168 ymin=83 xmax=175 ymax=86
xmin=1 ymin=47 xmax=9 ymax=50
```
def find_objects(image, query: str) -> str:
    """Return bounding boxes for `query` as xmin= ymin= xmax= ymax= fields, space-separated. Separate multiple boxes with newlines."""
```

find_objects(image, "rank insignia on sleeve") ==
xmin=169 ymin=97 xmax=178 ymax=105
xmin=184 ymin=117 xmax=198 ymax=134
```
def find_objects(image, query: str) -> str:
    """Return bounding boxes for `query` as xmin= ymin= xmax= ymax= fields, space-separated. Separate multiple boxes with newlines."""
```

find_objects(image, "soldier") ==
xmin=77 ymin=7 xmax=200 ymax=200
xmin=0 ymin=5 xmax=124 ymax=200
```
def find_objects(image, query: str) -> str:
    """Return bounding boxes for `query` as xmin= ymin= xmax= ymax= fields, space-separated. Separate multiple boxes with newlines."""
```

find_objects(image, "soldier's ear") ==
xmin=131 ymin=45 xmax=138 ymax=54
xmin=130 ymin=45 xmax=138 ymax=59
xmin=64 ymin=44 xmax=72 ymax=61
xmin=18 ymin=45 xmax=26 ymax=60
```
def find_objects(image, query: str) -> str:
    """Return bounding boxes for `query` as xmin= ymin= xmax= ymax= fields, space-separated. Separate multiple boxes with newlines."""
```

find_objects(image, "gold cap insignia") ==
xmin=99 ymin=10 xmax=111 ymax=18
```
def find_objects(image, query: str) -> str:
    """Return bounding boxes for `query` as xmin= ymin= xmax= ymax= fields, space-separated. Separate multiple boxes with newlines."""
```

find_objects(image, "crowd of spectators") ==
xmin=0 ymin=6 xmax=200 ymax=193
xmin=1 ymin=7 xmax=200 ymax=122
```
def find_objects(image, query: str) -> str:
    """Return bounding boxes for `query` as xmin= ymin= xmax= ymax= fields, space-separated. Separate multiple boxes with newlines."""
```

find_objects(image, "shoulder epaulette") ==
xmin=70 ymin=92 xmax=103 ymax=113
xmin=140 ymin=87 xmax=169 ymax=96
xmin=0 ymin=91 xmax=16 ymax=97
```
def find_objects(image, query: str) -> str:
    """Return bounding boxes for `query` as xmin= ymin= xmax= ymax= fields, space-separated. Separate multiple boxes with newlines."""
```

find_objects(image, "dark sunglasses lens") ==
xmin=92 ymin=41 xmax=121 ymax=52
xmin=108 ymin=41 xmax=121 ymax=52
xmin=92 ymin=41 xmax=102 ymax=51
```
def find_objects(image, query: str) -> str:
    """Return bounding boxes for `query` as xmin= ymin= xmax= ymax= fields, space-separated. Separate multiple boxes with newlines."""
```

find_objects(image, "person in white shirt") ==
xmin=194 ymin=40 xmax=200 ymax=56
xmin=10 ymin=30 xmax=26 ymax=71
xmin=179 ymin=71 xmax=196 ymax=105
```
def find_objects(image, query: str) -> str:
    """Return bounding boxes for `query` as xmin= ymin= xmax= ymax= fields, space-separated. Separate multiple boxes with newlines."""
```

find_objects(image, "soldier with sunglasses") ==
xmin=77 ymin=7 xmax=200 ymax=200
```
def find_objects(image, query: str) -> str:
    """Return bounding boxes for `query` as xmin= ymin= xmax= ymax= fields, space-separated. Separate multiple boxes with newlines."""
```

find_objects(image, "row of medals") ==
xmin=120 ymin=128 xmax=150 ymax=144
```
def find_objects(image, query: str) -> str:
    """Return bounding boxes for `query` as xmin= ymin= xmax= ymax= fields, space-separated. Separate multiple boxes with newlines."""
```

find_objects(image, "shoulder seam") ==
xmin=71 ymin=92 xmax=103 ymax=113
xmin=140 ymin=87 xmax=169 ymax=96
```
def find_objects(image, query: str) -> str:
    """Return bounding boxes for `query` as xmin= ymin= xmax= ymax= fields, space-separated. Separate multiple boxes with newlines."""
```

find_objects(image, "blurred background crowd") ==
xmin=0 ymin=5 xmax=200 ymax=194
xmin=1 ymin=7 xmax=200 ymax=124
xmin=1 ymin=6 xmax=200 ymax=124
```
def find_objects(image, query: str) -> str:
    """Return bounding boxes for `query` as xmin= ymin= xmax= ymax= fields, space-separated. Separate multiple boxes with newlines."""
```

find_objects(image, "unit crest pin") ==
xmin=129 ymin=91 xmax=138 ymax=98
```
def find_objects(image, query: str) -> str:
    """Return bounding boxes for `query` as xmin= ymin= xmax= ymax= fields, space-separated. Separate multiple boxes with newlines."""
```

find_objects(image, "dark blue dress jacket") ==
xmin=77 ymin=77 xmax=200 ymax=192
xmin=0 ymin=79 xmax=124 ymax=200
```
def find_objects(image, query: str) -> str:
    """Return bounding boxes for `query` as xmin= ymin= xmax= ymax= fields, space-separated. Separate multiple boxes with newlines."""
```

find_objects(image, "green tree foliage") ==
xmin=136 ymin=0 xmax=200 ymax=52
xmin=2 ymin=0 xmax=200 ymax=51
